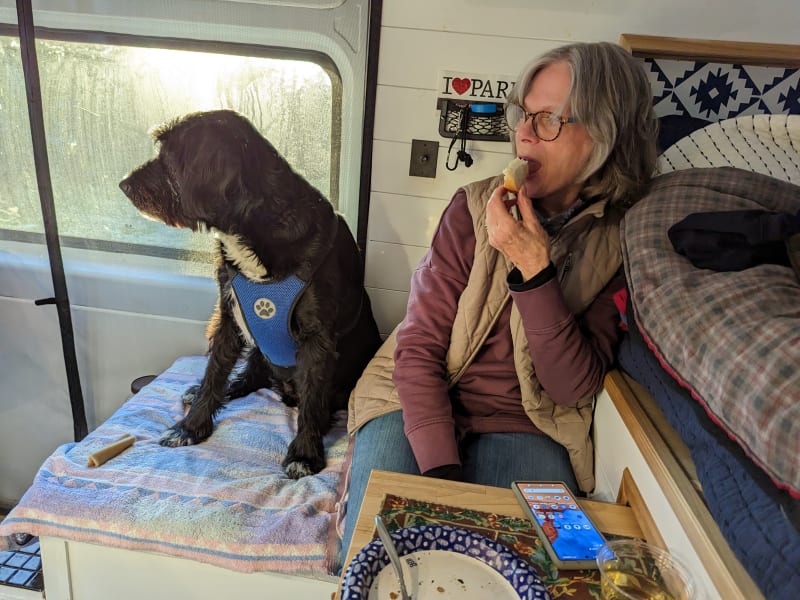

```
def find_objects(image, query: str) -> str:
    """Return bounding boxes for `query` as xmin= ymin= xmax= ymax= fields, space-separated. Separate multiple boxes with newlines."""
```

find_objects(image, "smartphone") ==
xmin=512 ymin=480 xmax=606 ymax=570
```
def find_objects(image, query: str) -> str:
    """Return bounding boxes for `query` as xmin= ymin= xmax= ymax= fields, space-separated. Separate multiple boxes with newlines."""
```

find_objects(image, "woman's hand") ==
xmin=485 ymin=185 xmax=551 ymax=280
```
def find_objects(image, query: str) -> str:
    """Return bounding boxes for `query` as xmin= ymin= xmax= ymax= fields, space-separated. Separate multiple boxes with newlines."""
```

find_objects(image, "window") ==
xmin=0 ymin=30 xmax=339 ymax=262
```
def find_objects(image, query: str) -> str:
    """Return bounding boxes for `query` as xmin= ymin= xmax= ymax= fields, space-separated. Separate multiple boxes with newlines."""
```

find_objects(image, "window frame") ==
xmin=0 ymin=0 xmax=374 ymax=258
xmin=0 ymin=23 xmax=344 ymax=261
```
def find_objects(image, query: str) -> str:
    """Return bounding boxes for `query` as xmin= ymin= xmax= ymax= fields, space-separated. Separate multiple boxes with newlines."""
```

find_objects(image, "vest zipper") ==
xmin=559 ymin=252 xmax=573 ymax=282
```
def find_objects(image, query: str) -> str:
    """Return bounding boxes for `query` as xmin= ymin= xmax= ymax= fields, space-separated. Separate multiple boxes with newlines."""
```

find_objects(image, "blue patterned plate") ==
xmin=340 ymin=524 xmax=552 ymax=599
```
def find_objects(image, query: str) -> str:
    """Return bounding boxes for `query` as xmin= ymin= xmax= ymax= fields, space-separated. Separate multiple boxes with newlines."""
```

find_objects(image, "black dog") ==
xmin=119 ymin=109 xmax=381 ymax=478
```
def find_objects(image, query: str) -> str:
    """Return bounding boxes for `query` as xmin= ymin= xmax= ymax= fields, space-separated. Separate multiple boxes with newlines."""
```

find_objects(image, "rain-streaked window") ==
xmin=0 ymin=33 xmax=337 ymax=261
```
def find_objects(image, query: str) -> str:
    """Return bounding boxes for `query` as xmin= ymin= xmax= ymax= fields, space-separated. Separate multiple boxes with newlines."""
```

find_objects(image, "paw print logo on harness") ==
xmin=254 ymin=298 xmax=276 ymax=319
xmin=231 ymin=273 xmax=305 ymax=368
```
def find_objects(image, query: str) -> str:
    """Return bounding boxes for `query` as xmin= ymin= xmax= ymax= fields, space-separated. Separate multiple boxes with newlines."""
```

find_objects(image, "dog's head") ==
xmin=119 ymin=110 xmax=305 ymax=233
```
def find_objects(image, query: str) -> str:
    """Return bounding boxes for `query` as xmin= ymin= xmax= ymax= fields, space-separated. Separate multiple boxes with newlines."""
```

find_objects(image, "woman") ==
xmin=340 ymin=41 xmax=657 ymax=561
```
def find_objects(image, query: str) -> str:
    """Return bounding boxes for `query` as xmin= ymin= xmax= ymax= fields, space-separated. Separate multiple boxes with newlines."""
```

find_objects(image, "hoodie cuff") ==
xmin=510 ymin=275 xmax=573 ymax=330
xmin=405 ymin=421 xmax=460 ymax=474
xmin=423 ymin=464 xmax=463 ymax=481
xmin=508 ymin=262 xmax=556 ymax=291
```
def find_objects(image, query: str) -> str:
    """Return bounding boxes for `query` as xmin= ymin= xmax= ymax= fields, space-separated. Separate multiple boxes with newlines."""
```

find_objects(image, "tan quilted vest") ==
xmin=348 ymin=175 xmax=623 ymax=492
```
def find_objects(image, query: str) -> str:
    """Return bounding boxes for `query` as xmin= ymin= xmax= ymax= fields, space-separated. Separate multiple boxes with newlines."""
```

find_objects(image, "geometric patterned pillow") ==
xmin=641 ymin=58 xmax=800 ymax=120
xmin=638 ymin=55 xmax=800 ymax=151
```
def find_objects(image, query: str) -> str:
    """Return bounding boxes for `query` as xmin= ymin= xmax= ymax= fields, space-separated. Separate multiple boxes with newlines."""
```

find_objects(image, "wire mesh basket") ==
xmin=437 ymin=98 xmax=510 ymax=142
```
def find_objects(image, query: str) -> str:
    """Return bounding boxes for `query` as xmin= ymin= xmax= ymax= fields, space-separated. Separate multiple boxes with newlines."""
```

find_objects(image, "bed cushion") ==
xmin=0 ymin=356 xmax=351 ymax=577
xmin=621 ymin=167 xmax=800 ymax=496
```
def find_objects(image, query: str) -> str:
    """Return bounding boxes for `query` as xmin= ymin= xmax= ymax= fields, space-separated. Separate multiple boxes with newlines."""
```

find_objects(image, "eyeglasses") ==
xmin=504 ymin=103 xmax=577 ymax=142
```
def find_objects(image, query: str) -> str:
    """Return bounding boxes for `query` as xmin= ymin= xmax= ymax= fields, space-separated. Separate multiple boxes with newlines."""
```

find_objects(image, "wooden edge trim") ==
xmin=582 ymin=497 xmax=644 ymax=540
xmin=620 ymin=373 xmax=702 ymax=493
xmin=616 ymin=467 xmax=667 ymax=551
xmin=618 ymin=33 xmax=800 ymax=67
xmin=602 ymin=370 xmax=764 ymax=600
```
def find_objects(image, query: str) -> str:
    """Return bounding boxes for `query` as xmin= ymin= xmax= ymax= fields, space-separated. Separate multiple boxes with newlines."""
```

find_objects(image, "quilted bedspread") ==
xmin=0 ymin=356 xmax=350 ymax=576
xmin=621 ymin=167 xmax=800 ymax=496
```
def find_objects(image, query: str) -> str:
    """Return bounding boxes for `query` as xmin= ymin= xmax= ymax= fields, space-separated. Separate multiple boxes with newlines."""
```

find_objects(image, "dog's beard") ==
xmin=137 ymin=209 xmax=201 ymax=231
xmin=137 ymin=209 xmax=176 ymax=225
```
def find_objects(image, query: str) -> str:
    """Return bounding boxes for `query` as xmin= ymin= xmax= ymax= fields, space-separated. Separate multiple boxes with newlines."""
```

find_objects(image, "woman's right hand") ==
xmin=486 ymin=185 xmax=551 ymax=280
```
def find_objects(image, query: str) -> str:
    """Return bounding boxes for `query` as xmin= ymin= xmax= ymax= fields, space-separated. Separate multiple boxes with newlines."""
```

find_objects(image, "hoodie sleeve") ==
xmin=393 ymin=190 xmax=475 ymax=474
xmin=509 ymin=271 xmax=626 ymax=405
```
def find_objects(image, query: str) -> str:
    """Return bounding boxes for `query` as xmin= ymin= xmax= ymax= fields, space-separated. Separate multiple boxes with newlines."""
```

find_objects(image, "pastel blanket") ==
xmin=0 ymin=356 xmax=350 ymax=576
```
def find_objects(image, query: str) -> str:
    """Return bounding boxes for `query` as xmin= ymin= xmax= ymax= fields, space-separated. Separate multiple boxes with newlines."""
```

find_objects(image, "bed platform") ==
xmin=0 ymin=356 xmax=346 ymax=598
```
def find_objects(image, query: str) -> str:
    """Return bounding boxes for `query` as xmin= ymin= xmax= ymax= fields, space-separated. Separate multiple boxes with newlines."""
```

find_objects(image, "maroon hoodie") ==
xmin=393 ymin=190 xmax=624 ymax=474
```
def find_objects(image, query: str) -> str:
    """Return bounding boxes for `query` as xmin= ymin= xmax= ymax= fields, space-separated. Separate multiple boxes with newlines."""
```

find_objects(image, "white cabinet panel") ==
xmin=365 ymin=287 xmax=409 ymax=336
xmin=364 ymin=240 xmax=426 ymax=292
xmin=380 ymin=0 xmax=617 ymax=38
xmin=373 ymin=85 xmax=440 ymax=142
xmin=367 ymin=192 xmax=448 ymax=247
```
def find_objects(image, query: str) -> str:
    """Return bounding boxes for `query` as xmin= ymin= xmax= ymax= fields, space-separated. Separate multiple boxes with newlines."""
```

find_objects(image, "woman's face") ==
xmin=515 ymin=60 xmax=594 ymax=215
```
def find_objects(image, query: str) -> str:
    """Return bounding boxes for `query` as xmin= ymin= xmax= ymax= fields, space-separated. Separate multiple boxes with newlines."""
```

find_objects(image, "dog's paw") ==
xmin=159 ymin=425 xmax=197 ymax=447
xmin=159 ymin=419 xmax=213 ymax=447
xmin=181 ymin=384 xmax=200 ymax=406
xmin=283 ymin=460 xmax=318 ymax=479
xmin=273 ymin=380 xmax=299 ymax=407
xmin=282 ymin=444 xmax=325 ymax=479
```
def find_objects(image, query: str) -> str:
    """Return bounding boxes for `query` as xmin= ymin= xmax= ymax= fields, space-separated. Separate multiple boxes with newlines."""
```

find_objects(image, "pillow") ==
xmin=657 ymin=114 xmax=712 ymax=153
xmin=656 ymin=114 xmax=800 ymax=185
xmin=622 ymin=167 xmax=800 ymax=496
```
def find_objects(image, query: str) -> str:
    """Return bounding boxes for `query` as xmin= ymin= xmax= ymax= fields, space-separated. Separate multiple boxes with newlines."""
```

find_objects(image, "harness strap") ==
xmin=232 ymin=274 xmax=305 ymax=368
xmin=228 ymin=210 xmax=365 ymax=367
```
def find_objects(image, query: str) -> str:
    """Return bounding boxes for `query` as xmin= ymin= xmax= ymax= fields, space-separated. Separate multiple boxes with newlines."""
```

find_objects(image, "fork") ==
xmin=374 ymin=515 xmax=411 ymax=600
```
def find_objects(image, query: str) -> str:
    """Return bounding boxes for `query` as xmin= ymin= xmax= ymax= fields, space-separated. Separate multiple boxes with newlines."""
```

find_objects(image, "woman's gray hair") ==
xmin=508 ymin=41 xmax=658 ymax=206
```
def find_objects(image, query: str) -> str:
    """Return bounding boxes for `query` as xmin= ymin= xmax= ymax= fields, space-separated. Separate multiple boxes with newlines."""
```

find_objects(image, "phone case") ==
xmin=512 ymin=480 xmax=606 ymax=570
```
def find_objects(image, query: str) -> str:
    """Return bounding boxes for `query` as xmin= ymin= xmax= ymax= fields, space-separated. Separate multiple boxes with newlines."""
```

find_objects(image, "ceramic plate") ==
xmin=340 ymin=524 xmax=551 ymax=600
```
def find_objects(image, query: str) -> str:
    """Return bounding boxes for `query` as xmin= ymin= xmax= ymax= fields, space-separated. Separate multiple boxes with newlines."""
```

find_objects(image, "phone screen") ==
xmin=513 ymin=482 xmax=605 ymax=561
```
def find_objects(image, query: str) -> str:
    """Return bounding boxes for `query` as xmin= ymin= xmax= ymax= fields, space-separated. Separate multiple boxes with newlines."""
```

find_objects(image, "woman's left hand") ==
xmin=485 ymin=185 xmax=551 ymax=280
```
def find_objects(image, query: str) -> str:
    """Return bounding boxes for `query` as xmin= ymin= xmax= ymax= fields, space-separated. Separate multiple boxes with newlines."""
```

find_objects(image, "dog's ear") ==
xmin=164 ymin=112 xmax=260 ymax=224
xmin=157 ymin=110 xmax=307 ymax=228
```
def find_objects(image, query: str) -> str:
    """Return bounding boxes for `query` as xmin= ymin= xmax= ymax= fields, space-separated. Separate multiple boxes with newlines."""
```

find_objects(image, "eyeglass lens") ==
xmin=505 ymin=105 xmax=563 ymax=141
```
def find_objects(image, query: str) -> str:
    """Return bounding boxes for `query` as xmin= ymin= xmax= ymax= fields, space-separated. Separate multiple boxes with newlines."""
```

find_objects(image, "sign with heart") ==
xmin=451 ymin=77 xmax=471 ymax=95
xmin=438 ymin=70 xmax=516 ymax=103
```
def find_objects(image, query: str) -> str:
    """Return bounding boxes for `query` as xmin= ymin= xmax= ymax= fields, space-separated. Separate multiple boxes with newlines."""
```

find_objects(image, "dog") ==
xmin=119 ymin=109 xmax=381 ymax=478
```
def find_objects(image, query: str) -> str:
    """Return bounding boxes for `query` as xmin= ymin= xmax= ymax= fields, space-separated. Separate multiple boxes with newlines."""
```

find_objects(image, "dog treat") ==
xmin=502 ymin=157 xmax=529 ymax=192
xmin=87 ymin=433 xmax=136 ymax=467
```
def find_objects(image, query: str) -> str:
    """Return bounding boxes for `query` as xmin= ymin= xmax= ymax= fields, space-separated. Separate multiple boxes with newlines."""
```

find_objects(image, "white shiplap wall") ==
xmin=365 ymin=0 xmax=800 ymax=335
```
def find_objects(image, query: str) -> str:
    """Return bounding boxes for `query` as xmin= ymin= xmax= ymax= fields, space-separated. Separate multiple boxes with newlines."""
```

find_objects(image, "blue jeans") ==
xmin=339 ymin=410 xmax=579 ymax=570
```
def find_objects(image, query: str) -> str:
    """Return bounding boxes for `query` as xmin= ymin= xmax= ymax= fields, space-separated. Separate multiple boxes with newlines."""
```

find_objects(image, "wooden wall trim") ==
xmin=616 ymin=467 xmax=667 ymax=551
xmin=621 ymin=373 xmax=701 ymax=493
xmin=602 ymin=369 xmax=764 ymax=600
xmin=618 ymin=33 xmax=800 ymax=67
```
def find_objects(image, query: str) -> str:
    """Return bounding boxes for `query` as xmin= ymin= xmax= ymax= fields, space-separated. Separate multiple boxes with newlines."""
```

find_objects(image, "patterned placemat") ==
xmin=378 ymin=494 xmax=629 ymax=599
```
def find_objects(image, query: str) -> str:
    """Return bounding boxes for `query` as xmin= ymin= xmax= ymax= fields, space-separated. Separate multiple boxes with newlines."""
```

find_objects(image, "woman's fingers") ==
xmin=515 ymin=188 xmax=536 ymax=224
xmin=486 ymin=186 xmax=515 ymax=231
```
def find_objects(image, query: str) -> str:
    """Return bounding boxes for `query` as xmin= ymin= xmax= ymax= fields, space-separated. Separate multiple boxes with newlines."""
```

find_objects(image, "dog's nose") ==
xmin=119 ymin=178 xmax=132 ymax=196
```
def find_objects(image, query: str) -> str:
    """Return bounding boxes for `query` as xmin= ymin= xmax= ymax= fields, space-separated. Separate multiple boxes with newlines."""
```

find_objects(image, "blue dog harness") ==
xmin=231 ymin=273 xmax=306 ymax=368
